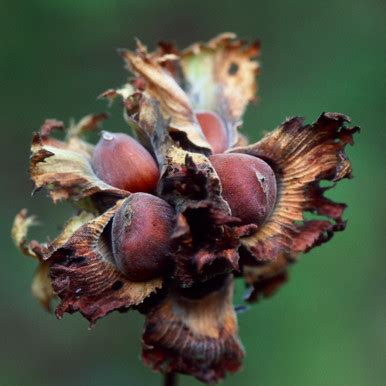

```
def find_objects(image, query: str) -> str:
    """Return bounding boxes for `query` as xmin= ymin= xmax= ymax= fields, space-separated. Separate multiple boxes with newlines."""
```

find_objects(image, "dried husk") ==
xmin=142 ymin=276 xmax=244 ymax=383
xmin=12 ymin=209 xmax=94 ymax=310
xmin=50 ymin=201 xmax=163 ymax=324
xmin=30 ymin=115 xmax=129 ymax=203
xmin=232 ymin=113 xmax=358 ymax=298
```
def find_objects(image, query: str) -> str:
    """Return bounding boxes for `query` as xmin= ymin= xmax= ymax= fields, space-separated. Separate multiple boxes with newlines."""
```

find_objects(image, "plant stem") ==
xmin=164 ymin=372 xmax=178 ymax=386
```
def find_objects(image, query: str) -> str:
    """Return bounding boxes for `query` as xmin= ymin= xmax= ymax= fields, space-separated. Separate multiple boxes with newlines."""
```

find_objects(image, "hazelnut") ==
xmin=196 ymin=111 xmax=228 ymax=154
xmin=209 ymin=153 xmax=277 ymax=226
xmin=111 ymin=193 xmax=176 ymax=281
xmin=92 ymin=131 xmax=159 ymax=192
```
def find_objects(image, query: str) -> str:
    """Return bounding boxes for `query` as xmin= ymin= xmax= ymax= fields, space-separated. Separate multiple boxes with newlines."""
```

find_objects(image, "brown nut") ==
xmin=92 ymin=131 xmax=160 ymax=192
xmin=209 ymin=153 xmax=277 ymax=226
xmin=196 ymin=111 xmax=228 ymax=154
xmin=111 ymin=193 xmax=176 ymax=281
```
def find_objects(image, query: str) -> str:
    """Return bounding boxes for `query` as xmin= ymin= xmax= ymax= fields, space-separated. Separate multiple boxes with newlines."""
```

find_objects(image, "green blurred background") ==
xmin=1 ymin=1 xmax=385 ymax=385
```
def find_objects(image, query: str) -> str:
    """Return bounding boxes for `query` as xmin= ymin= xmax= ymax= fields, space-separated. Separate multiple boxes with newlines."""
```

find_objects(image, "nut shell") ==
xmin=196 ymin=111 xmax=228 ymax=154
xmin=209 ymin=153 xmax=277 ymax=226
xmin=111 ymin=193 xmax=176 ymax=281
xmin=92 ymin=132 xmax=159 ymax=193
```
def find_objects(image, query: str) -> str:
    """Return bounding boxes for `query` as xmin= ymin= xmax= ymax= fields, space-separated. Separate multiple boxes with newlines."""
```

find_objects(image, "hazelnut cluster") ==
xmin=13 ymin=33 xmax=358 ymax=384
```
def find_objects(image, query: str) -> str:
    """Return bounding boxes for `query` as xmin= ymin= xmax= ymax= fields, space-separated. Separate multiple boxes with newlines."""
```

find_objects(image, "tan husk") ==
xmin=142 ymin=276 xmax=244 ymax=383
xmin=30 ymin=115 xmax=129 ymax=203
xmin=50 ymin=201 xmax=163 ymax=324
xmin=119 ymin=33 xmax=259 ymax=154
xmin=121 ymin=45 xmax=212 ymax=153
xmin=12 ymin=209 xmax=94 ymax=310
xmin=231 ymin=113 xmax=358 ymax=299
xmin=180 ymin=33 xmax=260 ymax=148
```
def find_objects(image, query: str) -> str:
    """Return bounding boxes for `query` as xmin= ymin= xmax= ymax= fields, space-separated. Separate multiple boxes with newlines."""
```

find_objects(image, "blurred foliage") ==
xmin=1 ymin=1 xmax=385 ymax=385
